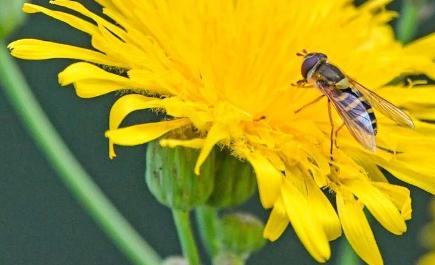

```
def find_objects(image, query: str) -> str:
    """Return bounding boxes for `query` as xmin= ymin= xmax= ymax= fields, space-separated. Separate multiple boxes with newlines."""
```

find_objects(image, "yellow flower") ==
xmin=418 ymin=200 xmax=435 ymax=265
xmin=9 ymin=0 xmax=435 ymax=264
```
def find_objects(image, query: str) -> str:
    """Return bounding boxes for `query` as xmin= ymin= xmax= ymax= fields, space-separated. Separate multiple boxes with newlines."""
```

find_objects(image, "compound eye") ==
xmin=301 ymin=56 xmax=319 ymax=79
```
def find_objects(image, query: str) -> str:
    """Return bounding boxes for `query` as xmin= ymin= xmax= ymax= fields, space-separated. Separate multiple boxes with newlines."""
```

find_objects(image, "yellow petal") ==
xmin=194 ymin=123 xmax=228 ymax=175
xmin=127 ymin=69 xmax=174 ymax=95
xmin=261 ymin=149 xmax=286 ymax=172
xmin=305 ymin=177 xmax=341 ymax=241
xmin=94 ymin=0 xmax=117 ymax=9
xmin=337 ymin=191 xmax=383 ymax=265
xmin=51 ymin=0 xmax=127 ymax=40
xmin=263 ymin=198 xmax=288 ymax=241
xmin=108 ymin=94 xmax=162 ymax=158
xmin=373 ymin=182 xmax=412 ymax=220
xmin=302 ymin=145 xmax=330 ymax=186
xmin=405 ymin=33 xmax=435 ymax=56
xmin=353 ymin=148 xmax=435 ymax=195
xmin=109 ymin=94 xmax=161 ymax=132
xmin=404 ymin=34 xmax=435 ymax=79
xmin=160 ymin=138 xmax=205 ymax=149
xmin=8 ymin=39 xmax=124 ymax=67
xmin=245 ymin=151 xmax=282 ymax=208
xmin=377 ymin=158 xmax=435 ymax=195
xmin=281 ymin=178 xmax=331 ymax=263
xmin=379 ymin=86 xmax=435 ymax=106
xmin=157 ymin=97 xmax=212 ymax=130
xmin=351 ymin=152 xmax=388 ymax=182
xmin=105 ymin=118 xmax=191 ymax=158
xmin=343 ymin=179 xmax=406 ymax=235
xmin=23 ymin=3 xmax=97 ymax=35
xmin=58 ymin=62 xmax=138 ymax=98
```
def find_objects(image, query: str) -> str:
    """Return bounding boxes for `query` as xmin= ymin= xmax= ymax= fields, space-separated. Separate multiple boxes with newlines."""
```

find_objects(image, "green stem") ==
xmin=396 ymin=0 xmax=425 ymax=43
xmin=172 ymin=209 xmax=202 ymax=265
xmin=195 ymin=206 xmax=219 ymax=258
xmin=336 ymin=238 xmax=360 ymax=265
xmin=0 ymin=42 xmax=161 ymax=265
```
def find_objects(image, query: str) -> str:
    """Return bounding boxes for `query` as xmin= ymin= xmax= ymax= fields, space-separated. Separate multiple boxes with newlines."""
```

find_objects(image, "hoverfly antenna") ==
xmin=296 ymin=49 xmax=308 ymax=57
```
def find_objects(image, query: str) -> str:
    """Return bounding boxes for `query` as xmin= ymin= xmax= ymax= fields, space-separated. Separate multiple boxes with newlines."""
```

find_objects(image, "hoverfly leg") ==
xmin=327 ymin=99 xmax=334 ymax=163
xmin=294 ymin=95 xmax=325 ymax=114
xmin=298 ymin=79 xmax=313 ymax=87
xmin=334 ymin=123 xmax=345 ymax=148
xmin=291 ymin=79 xmax=310 ymax=87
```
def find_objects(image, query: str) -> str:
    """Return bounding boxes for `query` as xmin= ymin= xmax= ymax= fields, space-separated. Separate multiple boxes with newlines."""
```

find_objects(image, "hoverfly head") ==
xmin=301 ymin=52 xmax=327 ymax=79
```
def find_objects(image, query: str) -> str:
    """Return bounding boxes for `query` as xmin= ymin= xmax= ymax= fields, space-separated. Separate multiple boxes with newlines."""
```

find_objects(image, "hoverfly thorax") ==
xmin=301 ymin=53 xmax=327 ymax=80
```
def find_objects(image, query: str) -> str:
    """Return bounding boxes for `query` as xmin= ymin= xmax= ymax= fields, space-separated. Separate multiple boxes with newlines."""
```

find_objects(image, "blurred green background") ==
xmin=0 ymin=0 xmax=434 ymax=264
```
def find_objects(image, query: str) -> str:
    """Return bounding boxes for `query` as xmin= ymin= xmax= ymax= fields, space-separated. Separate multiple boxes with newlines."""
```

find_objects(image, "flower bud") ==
xmin=145 ymin=139 xmax=215 ymax=211
xmin=0 ymin=1 xmax=25 ymax=39
xmin=217 ymin=213 xmax=266 ymax=258
xmin=207 ymin=149 xmax=256 ymax=208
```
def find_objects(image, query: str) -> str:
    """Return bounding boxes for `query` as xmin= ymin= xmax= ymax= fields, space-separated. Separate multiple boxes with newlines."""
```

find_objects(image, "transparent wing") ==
xmin=347 ymin=77 xmax=415 ymax=128
xmin=317 ymin=81 xmax=376 ymax=151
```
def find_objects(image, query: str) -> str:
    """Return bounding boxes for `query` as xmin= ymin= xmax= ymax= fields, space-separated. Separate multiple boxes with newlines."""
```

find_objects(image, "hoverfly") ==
xmin=295 ymin=50 xmax=414 ymax=155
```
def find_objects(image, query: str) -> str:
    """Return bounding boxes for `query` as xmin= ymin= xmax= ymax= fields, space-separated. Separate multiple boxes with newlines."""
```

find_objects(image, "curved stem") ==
xmin=172 ymin=209 xmax=201 ymax=265
xmin=0 ymin=42 xmax=161 ymax=265
xmin=195 ymin=206 xmax=219 ymax=258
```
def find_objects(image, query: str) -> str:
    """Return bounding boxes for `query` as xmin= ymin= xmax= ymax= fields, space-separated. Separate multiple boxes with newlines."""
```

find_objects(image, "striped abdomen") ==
xmin=337 ymin=87 xmax=377 ymax=134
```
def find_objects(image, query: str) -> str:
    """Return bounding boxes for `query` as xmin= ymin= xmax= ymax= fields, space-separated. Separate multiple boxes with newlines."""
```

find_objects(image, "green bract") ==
xmin=217 ymin=213 xmax=266 ymax=258
xmin=207 ymin=149 xmax=256 ymax=208
xmin=145 ymin=140 xmax=215 ymax=211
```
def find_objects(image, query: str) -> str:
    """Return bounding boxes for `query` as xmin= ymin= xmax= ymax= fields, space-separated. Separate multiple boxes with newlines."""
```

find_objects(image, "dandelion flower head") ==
xmin=9 ymin=0 xmax=435 ymax=264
